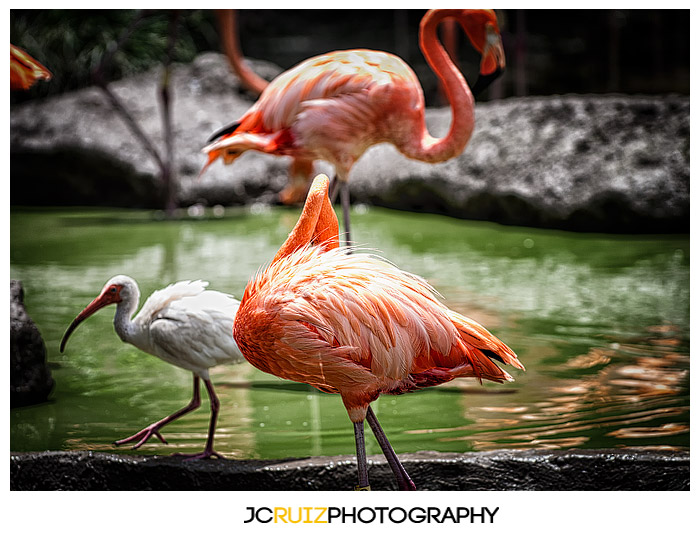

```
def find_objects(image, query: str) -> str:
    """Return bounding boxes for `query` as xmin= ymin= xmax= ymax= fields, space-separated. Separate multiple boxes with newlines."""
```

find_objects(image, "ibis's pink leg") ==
xmin=353 ymin=420 xmax=371 ymax=490
xmin=114 ymin=374 xmax=202 ymax=449
xmin=172 ymin=378 xmax=224 ymax=460
xmin=366 ymin=406 xmax=416 ymax=491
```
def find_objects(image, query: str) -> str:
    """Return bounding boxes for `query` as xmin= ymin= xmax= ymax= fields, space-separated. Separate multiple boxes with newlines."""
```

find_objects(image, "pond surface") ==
xmin=10 ymin=205 xmax=689 ymax=459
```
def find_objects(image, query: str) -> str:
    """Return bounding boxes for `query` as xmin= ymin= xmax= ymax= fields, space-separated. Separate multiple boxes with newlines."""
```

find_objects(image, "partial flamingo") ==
xmin=60 ymin=276 xmax=243 ymax=459
xmin=202 ymin=9 xmax=506 ymax=245
xmin=10 ymin=44 xmax=52 ymax=91
xmin=233 ymin=174 xmax=524 ymax=490
xmin=216 ymin=9 xmax=268 ymax=96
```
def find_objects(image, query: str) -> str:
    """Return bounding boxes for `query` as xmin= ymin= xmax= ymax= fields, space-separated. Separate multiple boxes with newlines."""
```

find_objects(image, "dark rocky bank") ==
xmin=10 ymin=449 xmax=689 ymax=491
xmin=10 ymin=52 xmax=689 ymax=233
xmin=10 ymin=280 xmax=54 ymax=408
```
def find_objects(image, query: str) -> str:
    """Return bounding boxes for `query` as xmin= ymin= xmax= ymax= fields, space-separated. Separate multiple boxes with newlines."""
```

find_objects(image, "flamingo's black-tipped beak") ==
xmin=473 ymin=21 xmax=505 ymax=97
xmin=472 ymin=66 xmax=503 ymax=97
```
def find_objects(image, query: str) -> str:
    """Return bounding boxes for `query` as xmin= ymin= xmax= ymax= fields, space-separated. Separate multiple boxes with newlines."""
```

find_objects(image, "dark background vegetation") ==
xmin=10 ymin=9 xmax=690 ymax=106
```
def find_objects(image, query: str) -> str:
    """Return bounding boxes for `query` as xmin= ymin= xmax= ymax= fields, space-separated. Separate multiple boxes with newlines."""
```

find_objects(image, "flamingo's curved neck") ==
xmin=242 ymin=176 xmax=338 ymax=305
xmin=402 ymin=10 xmax=476 ymax=163
xmin=217 ymin=9 xmax=268 ymax=95
xmin=271 ymin=175 xmax=339 ymax=265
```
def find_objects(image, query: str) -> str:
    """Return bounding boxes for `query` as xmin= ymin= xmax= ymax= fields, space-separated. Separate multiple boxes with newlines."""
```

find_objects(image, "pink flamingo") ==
xmin=233 ymin=174 xmax=523 ymax=490
xmin=202 ymin=9 xmax=505 ymax=244
xmin=10 ymin=44 xmax=52 ymax=91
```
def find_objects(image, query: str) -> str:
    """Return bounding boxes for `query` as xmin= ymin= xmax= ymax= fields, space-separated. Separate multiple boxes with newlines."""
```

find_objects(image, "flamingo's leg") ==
xmin=366 ymin=406 xmax=416 ymax=491
xmin=339 ymin=182 xmax=352 ymax=247
xmin=328 ymin=176 xmax=352 ymax=247
xmin=353 ymin=419 xmax=371 ymax=491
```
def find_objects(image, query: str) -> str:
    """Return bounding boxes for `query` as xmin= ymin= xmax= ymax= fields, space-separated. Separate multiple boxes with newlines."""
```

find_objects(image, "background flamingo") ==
xmin=60 ymin=276 xmax=243 ymax=459
xmin=202 ymin=9 xmax=505 ymax=245
xmin=10 ymin=44 xmax=52 ymax=91
xmin=233 ymin=174 xmax=524 ymax=490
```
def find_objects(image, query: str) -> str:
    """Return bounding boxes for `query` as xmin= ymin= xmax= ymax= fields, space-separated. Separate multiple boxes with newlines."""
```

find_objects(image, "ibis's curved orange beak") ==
xmin=60 ymin=286 xmax=122 ymax=352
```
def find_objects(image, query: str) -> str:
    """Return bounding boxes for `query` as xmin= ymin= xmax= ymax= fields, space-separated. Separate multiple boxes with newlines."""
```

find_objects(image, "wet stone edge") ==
xmin=10 ymin=448 xmax=689 ymax=491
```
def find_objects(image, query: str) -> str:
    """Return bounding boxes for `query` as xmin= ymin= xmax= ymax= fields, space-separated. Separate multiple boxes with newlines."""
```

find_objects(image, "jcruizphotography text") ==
xmin=243 ymin=506 xmax=500 ymax=524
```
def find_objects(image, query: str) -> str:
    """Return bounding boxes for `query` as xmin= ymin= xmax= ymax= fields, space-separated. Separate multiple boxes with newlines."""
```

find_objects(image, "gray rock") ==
xmin=10 ymin=280 xmax=54 ymax=408
xmin=9 ymin=449 xmax=689 ymax=491
xmin=10 ymin=52 xmax=689 ymax=232
xmin=351 ymin=95 xmax=689 ymax=232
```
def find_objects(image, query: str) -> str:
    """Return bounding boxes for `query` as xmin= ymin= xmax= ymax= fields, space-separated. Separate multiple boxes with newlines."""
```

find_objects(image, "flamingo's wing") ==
xmin=274 ymin=249 xmax=450 ymax=380
xmin=209 ymin=50 xmax=419 ymax=140
xmin=253 ymin=50 xmax=417 ymax=130
xmin=268 ymin=247 xmax=520 ymax=383
xmin=202 ymin=50 xmax=422 ymax=173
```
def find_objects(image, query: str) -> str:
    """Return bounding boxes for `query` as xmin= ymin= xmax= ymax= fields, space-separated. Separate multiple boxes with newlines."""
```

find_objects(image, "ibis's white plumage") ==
xmin=60 ymin=274 xmax=244 ymax=458
xmin=128 ymin=278 xmax=243 ymax=379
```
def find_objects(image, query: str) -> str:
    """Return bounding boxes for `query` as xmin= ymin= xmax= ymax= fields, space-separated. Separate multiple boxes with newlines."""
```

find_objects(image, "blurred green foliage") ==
xmin=10 ymin=9 xmax=220 ymax=100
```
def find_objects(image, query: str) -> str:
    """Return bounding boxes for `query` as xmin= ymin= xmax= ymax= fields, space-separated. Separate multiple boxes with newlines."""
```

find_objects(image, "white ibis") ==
xmin=60 ymin=275 xmax=243 ymax=459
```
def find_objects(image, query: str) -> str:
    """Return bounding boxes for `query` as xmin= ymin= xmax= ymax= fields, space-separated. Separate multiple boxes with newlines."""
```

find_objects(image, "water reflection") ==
xmin=415 ymin=327 xmax=689 ymax=451
xmin=10 ymin=207 xmax=689 ymax=458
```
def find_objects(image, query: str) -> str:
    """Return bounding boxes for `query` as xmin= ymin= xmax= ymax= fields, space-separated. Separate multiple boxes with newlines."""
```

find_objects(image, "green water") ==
xmin=10 ymin=205 xmax=689 ymax=459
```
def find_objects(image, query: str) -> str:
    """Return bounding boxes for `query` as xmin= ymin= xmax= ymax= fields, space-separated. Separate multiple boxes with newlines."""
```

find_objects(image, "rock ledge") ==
xmin=10 ymin=449 xmax=689 ymax=491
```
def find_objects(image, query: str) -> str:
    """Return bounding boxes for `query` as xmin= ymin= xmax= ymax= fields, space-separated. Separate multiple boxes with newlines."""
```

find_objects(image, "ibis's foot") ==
xmin=171 ymin=449 xmax=225 ymax=461
xmin=114 ymin=426 xmax=168 ymax=449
